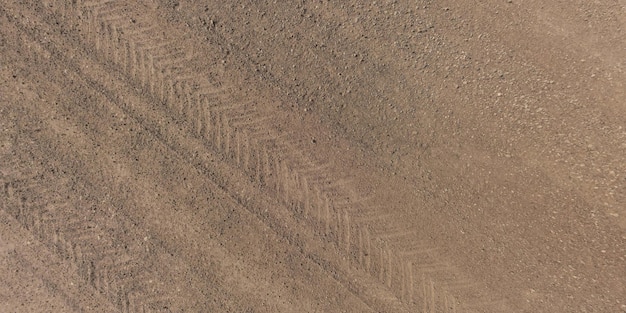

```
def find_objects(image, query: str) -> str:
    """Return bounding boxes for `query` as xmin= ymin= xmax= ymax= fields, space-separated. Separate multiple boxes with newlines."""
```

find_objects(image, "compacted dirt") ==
xmin=1 ymin=1 xmax=625 ymax=312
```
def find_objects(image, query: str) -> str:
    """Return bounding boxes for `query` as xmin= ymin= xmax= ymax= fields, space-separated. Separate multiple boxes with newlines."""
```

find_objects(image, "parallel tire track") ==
xmin=4 ymin=1 xmax=512 ymax=311
xmin=1 ymin=8 xmax=380 ymax=313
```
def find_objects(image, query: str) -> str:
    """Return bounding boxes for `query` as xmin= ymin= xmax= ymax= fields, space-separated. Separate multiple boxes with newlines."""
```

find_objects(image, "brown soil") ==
xmin=1 ymin=1 xmax=625 ymax=312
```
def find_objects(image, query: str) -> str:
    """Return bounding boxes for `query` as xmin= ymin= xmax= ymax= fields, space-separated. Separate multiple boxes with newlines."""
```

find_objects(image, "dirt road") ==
xmin=1 ymin=1 xmax=624 ymax=312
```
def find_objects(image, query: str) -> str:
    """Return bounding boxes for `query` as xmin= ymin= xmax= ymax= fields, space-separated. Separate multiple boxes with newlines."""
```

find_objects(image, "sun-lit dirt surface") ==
xmin=1 ymin=1 xmax=625 ymax=312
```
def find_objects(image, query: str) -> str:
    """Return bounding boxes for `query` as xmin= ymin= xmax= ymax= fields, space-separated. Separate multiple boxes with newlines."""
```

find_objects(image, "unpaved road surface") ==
xmin=1 ymin=1 xmax=625 ymax=312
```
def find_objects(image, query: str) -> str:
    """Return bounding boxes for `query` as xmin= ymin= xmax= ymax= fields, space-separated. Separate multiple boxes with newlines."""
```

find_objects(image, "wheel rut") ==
xmin=1 ymin=1 xmax=515 ymax=312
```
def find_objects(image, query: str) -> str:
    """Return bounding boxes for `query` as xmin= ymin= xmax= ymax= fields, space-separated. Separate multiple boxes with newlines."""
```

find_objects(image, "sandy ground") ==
xmin=1 ymin=1 xmax=625 ymax=312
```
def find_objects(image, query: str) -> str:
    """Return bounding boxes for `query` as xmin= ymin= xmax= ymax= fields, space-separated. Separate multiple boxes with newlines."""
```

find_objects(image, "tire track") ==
xmin=6 ymin=1 xmax=512 ymax=311
xmin=0 ymin=20 xmax=261 ymax=313
xmin=0 ymin=151 xmax=206 ymax=312
xmin=1 ymin=8 xmax=381 ymax=313
xmin=0 ymin=90 xmax=292 ymax=311
xmin=15 ymin=3 xmax=394 ymax=305
xmin=0 ymin=211 xmax=116 ymax=313
xmin=69 ymin=1 xmax=508 ymax=311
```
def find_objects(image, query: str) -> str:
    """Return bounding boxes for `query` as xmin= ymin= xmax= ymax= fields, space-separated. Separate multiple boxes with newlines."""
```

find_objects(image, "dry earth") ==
xmin=1 ymin=1 xmax=625 ymax=312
